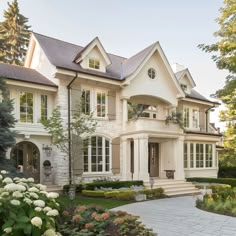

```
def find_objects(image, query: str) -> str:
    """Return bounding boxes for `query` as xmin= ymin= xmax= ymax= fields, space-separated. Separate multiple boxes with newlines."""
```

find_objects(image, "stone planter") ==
xmin=135 ymin=194 xmax=146 ymax=202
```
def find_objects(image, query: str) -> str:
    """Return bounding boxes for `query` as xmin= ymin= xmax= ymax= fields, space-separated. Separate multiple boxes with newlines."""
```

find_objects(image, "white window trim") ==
xmin=95 ymin=89 xmax=108 ymax=119
xmin=183 ymin=106 xmax=200 ymax=130
xmin=83 ymin=136 xmax=112 ymax=174
xmin=88 ymin=57 xmax=100 ymax=71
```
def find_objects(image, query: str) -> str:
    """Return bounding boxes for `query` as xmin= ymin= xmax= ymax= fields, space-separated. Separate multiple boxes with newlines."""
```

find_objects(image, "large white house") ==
xmin=1 ymin=33 xmax=221 ymax=190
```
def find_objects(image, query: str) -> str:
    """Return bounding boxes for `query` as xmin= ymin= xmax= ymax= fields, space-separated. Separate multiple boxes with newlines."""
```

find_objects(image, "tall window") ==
xmin=192 ymin=109 xmax=199 ymax=128
xmin=81 ymin=89 xmax=90 ymax=114
xmin=184 ymin=143 xmax=188 ymax=168
xmin=89 ymin=59 xmax=100 ymax=69
xmin=196 ymin=144 xmax=204 ymax=168
xmin=190 ymin=143 xmax=194 ymax=168
xmin=96 ymin=91 xmax=106 ymax=117
xmin=41 ymin=95 xmax=47 ymax=121
xmin=205 ymin=144 xmax=213 ymax=167
xmin=20 ymin=92 xmax=33 ymax=123
xmin=83 ymin=136 xmax=110 ymax=173
xmin=183 ymin=108 xmax=189 ymax=128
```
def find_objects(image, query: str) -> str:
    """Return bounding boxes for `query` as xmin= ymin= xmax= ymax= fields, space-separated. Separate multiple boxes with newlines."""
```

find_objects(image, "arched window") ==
xmin=83 ymin=136 xmax=111 ymax=173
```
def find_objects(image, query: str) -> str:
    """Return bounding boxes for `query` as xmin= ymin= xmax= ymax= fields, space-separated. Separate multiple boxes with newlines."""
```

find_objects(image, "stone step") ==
xmin=166 ymin=189 xmax=200 ymax=197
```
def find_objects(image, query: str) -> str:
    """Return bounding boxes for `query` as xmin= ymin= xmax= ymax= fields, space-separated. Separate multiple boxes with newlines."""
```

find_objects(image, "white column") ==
xmin=133 ymin=138 xmax=139 ymax=180
xmin=138 ymin=136 xmax=149 ymax=182
xmin=173 ymin=138 xmax=185 ymax=180
xmin=121 ymin=97 xmax=128 ymax=130
xmin=121 ymin=138 xmax=131 ymax=180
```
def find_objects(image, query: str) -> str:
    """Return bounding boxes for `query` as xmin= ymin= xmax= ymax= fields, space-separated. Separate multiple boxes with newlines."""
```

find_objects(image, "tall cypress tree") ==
xmin=0 ymin=0 xmax=31 ymax=65
xmin=0 ymin=77 xmax=16 ymax=158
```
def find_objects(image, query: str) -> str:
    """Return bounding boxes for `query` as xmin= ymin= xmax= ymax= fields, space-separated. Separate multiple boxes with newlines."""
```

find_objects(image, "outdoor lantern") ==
xmin=68 ymin=185 xmax=76 ymax=201
xmin=42 ymin=144 xmax=52 ymax=157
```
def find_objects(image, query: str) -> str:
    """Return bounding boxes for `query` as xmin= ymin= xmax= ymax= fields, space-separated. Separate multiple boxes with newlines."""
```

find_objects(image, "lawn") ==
xmin=57 ymin=194 xmax=130 ymax=209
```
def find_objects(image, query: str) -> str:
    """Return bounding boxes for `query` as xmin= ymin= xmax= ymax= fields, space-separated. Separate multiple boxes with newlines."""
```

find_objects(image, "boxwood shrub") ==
xmin=187 ymin=177 xmax=236 ymax=187
xmin=81 ymin=190 xmax=105 ymax=197
xmin=139 ymin=188 xmax=165 ymax=199
xmin=85 ymin=180 xmax=143 ymax=190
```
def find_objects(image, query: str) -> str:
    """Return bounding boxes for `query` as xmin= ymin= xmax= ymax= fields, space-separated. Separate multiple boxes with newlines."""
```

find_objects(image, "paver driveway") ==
xmin=114 ymin=196 xmax=236 ymax=236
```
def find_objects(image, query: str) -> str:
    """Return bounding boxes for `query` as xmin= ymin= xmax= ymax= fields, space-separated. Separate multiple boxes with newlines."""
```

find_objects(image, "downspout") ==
xmin=67 ymin=72 xmax=78 ymax=185
xmin=205 ymin=104 xmax=216 ymax=133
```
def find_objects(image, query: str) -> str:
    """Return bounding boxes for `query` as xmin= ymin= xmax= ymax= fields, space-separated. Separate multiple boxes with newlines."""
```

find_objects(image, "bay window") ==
xmin=183 ymin=107 xmax=199 ymax=129
xmin=20 ymin=92 xmax=33 ymax=123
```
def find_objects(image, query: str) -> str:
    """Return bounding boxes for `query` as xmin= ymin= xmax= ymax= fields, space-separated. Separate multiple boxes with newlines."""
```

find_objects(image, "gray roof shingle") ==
xmin=187 ymin=89 xmax=219 ymax=104
xmin=0 ymin=63 xmax=57 ymax=87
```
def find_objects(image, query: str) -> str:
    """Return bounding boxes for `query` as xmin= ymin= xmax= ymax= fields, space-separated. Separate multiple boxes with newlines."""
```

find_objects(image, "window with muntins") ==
xmin=196 ymin=144 xmax=204 ymax=168
xmin=89 ymin=59 xmax=100 ymax=69
xmin=81 ymin=89 xmax=90 ymax=115
xmin=41 ymin=95 xmax=47 ymax=121
xmin=205 ymin=144 xmax=213 ymax=167
xmin=184 ymin=143 xmax=188 ymax=168
xmin=96 ymin=91 xmax=106 ymax=117
xmin=83 ymin=136 xmax=111 ymax=173
xmin=20 ymin=92 xmax=33 ymax=123
xmin=192 ymin=109 xmax=199 ymax=128
xmin=183 ymin=108 xmax=189 ymax=128
xmin=190 ymin=143 xmax=194 ymax=168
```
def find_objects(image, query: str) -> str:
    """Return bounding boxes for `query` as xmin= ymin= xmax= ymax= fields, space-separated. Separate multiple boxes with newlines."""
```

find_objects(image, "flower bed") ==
xmin=58 ymin=205 xmax=157 ymax=236
xmin=196 ymin=185 xmax=236 ymax=217
xmin=0 ymin=170 xmax=61 ymax=236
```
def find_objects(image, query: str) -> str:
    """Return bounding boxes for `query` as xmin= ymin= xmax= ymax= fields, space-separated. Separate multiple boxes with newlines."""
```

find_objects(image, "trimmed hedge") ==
xmin=218 ymin=166 xmax=236 ymax=178
xmin=81 ymin=190 xmax=105 ymax=197
xmin=139 ymin=188 xmax=165 ymax=199
xmin=85 ymin=180 xmax=143 ymax=190
xmin=187 ymin=177 xmax=236 ymax=188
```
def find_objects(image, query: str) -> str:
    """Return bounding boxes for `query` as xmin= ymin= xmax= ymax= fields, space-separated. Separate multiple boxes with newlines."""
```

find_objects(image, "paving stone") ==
xmin=113 ymin=196 xmax=236 ymax=236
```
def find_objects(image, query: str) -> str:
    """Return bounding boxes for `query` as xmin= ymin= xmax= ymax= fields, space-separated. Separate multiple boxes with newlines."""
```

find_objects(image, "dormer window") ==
xmin=89 ymin=58 xmax=100 ymax=70
xmin=181 ymin=84 xmax=187 ymax=91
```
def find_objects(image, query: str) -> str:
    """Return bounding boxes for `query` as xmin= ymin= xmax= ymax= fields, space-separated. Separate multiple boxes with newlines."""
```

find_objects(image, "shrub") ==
xmin=187 ymin=177 xmax=236 ymax=187
xmin=0 ymin=170 xmax=61 ymax=236
xmin=63 ymin=184 xmax=84 ymax=194
xmin=139 ymin=188 xmax=165 ymax=199
xmin=218 ymin=166 xmax=236 ymax=178
xmin=81 ymin=190 xmax=105 ymax=197
xmin=115 ymin=191 xmax=136 ymax=201
xmin=85 ymin=180 xmax=143 ymax=190
xmin=58 ymin=205 xmax=156 ymax=236
xmin=104 ymin=190 xmax=120 ymax=198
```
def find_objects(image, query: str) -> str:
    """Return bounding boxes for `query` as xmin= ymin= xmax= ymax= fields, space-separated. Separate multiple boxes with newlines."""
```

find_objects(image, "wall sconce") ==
xmin=42 ymin=144 xmax=52 ymax=157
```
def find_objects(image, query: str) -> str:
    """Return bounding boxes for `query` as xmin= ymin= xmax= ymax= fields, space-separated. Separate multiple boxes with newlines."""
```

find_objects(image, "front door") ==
xmin=148 ymin=143 xmax=159 ymax=177
xmin=10 ymin=142 xmax=40 ymax=182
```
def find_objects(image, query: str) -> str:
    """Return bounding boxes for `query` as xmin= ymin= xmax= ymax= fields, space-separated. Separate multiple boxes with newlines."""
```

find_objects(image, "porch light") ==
xmin=42 ymin=144 xmax=52 ymax=157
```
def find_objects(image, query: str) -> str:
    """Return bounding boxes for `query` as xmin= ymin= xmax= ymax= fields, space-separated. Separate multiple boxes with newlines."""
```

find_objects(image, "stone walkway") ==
xmin=113 ymin=196 xmax=236 ymax=236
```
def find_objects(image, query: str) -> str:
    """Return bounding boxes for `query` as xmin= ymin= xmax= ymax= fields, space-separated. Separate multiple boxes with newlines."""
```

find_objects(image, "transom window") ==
xmin=89 ymin=58 xmax=100 ymax=70
xmin=83 ymin=136 xmax=111 ymax=173
xmin=148 ymin=68 xmax=156 ymax=79
xmin=81 ymin=89 xmax=90 ymax=115
xmin=20 ymin=92 xmax=33 ymax=123
xmin=96 ymin=91 xmax=106 ymax=117
xmin=41 ymin=95 xmax=47 ymax=121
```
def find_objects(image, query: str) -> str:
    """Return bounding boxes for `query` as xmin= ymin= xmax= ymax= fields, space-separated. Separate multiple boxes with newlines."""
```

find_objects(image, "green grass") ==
xmin=57 ymin=194 xmax=130 ymax=209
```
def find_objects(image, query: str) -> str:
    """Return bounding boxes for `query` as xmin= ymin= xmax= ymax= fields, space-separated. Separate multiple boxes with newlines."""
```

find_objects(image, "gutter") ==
xmin=67 ymin=72 xmax=78 ymax=185
xmin=205 ymin=105 xmax=216 ymax=133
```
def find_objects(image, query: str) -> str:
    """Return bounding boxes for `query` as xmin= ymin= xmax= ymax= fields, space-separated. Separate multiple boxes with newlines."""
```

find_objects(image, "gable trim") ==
xmin=178 ymin=69 xmax=196 ymax=88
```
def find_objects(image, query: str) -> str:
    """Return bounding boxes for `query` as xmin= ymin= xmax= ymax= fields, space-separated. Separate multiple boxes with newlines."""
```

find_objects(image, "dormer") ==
xmin=172 ymin=64 xmax=196 ymax=94
xmin=73 ymin=37 xmax=111 ymax=73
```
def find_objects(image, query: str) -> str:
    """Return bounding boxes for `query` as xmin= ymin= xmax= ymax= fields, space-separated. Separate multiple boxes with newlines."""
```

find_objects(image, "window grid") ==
xmin=192 ymin=109 xmax=199 ymax=128
xmin=96 ymin=92 xmax=106 ymax=117
xmin=81 ymin=89 xmax=90 ymax=115
xmin=196 ymin=144 xmax=204 ymax=168
xmin=41 ymin=95 xmax=47 ymax=121
xmin=89 ymin=59 xmax=100 ymax=69
xmin=20 ymin=92 xmax=34 ymax=123
xmin=205 ymin=144 xmax=213 ymax=167
xmin=190 ymin=143 xmax=194 ymax=168
xmin=183 ymin=108 xmax=189 ymax=128
xmin=184 ymin=143 xmax=188 ymax=168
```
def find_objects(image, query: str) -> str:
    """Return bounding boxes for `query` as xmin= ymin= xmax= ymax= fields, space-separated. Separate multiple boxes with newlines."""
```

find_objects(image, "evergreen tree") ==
xmin=0 ymin=77 xmax=16 ymax=158
xmin=0 ymin=0 xmax=31 ymax=65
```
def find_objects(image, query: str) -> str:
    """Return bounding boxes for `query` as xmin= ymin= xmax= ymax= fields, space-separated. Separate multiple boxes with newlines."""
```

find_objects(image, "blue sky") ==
xmin=0 ymin=0 xmax=228 ymax=128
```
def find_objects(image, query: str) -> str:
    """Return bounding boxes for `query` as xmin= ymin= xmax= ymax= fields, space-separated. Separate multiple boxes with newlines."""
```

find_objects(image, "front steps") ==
xmin=144 ymin=179 xmax=200 ymax=197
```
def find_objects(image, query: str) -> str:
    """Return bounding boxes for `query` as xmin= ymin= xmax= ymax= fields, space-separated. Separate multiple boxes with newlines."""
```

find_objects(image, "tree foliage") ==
xmin=0 ymin=77 xmax=16 ymax=158
xmin=199 ymin=0 xmax=236 ymax=166
xmin=199 ymin=0 xmax=236 ymax=73
xmin=0 ymin=0 xmax=31 ymax=65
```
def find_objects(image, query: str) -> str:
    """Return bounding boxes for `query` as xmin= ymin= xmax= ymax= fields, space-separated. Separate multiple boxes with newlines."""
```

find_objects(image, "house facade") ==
xmin=1 ymin=33 xmax=221 ymax=186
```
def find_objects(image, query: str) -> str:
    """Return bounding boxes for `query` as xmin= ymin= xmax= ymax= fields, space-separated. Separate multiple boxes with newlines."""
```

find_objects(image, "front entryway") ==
xmin=10 ymin=141 xmax=40 ymax=182
xmin=148 ymin=143 xmax=159 ymax=177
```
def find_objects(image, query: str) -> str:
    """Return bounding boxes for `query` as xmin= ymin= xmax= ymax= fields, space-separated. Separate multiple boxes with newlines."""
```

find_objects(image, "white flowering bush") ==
xmin=0 ymin=170 xmax=61 ymax=236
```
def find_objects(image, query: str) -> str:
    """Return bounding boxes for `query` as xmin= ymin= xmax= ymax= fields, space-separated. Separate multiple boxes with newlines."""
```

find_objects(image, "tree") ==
xmin=0 ymin=0 xmax=31 ymax=65
xmin=0 ymin=77 xmax=16 ymax=158
xmin=199 ymin=0 xmax=236 ymax=166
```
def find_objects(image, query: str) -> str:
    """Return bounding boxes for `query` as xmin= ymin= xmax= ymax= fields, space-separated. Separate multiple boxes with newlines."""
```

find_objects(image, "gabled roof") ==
xmin=175 ymin=68 xmax=196 ymax=87
xmin=73 ymin=37 xmax=111 ymax=66
xmin=0 ymin=63 xmax=57 ymax=87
